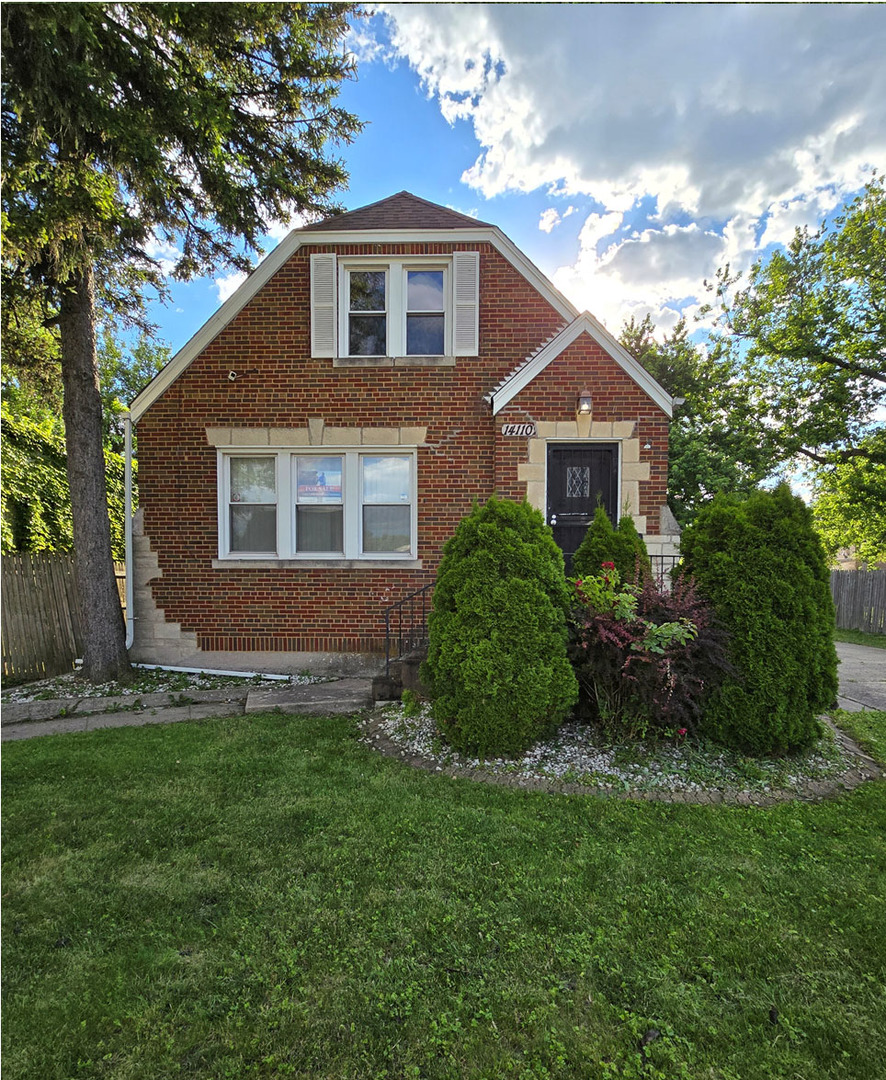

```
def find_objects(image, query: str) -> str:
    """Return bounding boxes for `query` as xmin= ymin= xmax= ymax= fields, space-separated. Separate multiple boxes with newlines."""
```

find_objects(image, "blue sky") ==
xmin=149 ymin=3 xmax=886 ymax=357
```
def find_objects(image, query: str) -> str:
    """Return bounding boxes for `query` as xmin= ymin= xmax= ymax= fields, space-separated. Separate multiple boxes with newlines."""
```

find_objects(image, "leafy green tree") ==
xmin=2 ymin=3 xmax=361 ymax=680
xmin=704 ymin=178 xmax=885 ymax=471
xmin=621 ymin=316 xmax=773 ymax=527
xmin=812 ymin=430 xmax=886 ymax=567
xmin=1 ymin=399 xmax=127 ymax=559
xmin=1 ymin=327 xmax=164 ymax=557
xmin=97 ymin=329 xmax=170 ymax=453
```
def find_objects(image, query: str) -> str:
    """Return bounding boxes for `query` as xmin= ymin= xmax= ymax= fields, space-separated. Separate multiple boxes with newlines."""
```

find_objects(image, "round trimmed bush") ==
xmin=421 ymin=496 xmax=577 ymax=756
xmin=679 ymin=484 xmax=838 ymax=754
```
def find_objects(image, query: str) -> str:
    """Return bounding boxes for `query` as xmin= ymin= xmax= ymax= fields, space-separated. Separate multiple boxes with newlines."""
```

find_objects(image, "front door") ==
xmin=546 ymin=443 xmax=618 ymax=574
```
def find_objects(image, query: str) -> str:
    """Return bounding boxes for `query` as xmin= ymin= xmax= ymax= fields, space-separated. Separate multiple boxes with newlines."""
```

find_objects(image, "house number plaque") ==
xmin=500 ymin=422 xmax=537 ymax=437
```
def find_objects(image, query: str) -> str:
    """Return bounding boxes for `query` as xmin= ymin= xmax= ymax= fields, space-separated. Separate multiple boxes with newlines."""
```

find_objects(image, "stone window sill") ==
xmin=331 ymin=356 xmax=456 ymax=368
xmin=212 ymin=558 xmax=423 ymax=570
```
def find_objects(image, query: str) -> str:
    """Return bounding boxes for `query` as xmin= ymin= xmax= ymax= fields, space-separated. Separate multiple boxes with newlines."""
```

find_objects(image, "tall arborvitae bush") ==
xmin=679 ymin=484 xmax=838 ymax=754
xmin=573 ymin=506 xmax=651 ymax=583
xmin=422 ymin=496 xmax=577 ymax=756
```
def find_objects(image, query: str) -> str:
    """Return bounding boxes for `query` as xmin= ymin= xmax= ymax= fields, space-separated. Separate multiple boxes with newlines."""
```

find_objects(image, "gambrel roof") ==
xmin=128 ymin=193 xmax=673 ymax=422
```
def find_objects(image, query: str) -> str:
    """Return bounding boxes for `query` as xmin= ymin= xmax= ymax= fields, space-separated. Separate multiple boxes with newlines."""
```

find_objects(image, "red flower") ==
xmin=602 ymin=561 xmax=616 ymax=571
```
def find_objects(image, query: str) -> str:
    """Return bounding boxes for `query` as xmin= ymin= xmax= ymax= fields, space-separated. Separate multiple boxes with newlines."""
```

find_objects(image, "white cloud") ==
xmin=144 ymin=236 xmax=182 ymax=276
xmin=538 ymin=206 xmax=576 ymax=233
xmin=215 ymin=271 xmax=248 ymax=304
xmin=376 ymin=3 xmax=886 ymax=331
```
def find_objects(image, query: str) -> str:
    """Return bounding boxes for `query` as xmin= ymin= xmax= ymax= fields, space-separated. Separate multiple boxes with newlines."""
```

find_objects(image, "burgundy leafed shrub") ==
xmin=568 ymin=565 xmax=733 ymax=739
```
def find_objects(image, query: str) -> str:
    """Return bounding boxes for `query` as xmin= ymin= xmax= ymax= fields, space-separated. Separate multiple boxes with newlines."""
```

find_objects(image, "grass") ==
xmin=834 ymin=628 xmax=886 ymax=649
xmin=3 ymin=711 xmax=886 ymax=1080
xmin=832 ymin=708 xmax=886 ymax=763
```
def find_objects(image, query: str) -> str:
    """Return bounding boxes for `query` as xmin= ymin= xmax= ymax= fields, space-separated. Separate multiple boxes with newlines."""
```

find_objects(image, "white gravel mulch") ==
xmin=363 ymin=701 xmax=863 ymax=798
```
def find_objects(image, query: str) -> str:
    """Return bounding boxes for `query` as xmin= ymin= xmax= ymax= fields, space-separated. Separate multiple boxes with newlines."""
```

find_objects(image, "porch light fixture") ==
xmin=576 ymin=388 xmax=593 ymax=417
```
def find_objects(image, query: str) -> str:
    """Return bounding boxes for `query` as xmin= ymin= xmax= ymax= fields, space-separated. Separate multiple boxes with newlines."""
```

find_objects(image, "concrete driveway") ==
xmin=836 ymin=641 xmax=886 ymax=712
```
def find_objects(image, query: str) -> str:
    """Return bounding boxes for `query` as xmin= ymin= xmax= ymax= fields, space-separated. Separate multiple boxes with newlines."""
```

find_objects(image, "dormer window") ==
xmin=310 ymin=251 xmax=479 ymax=360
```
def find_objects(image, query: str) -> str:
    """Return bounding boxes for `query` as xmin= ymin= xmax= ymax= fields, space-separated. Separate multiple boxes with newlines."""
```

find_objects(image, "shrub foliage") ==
xmin=569 ymin=563 xmax=732 ymax=738
xmin=679 ymin=484 xmax=838 ymax=754
xmin=422 ymin=497 xmax=577 ymax=756
xmin=573 ymin=506 xmax=651 ymax=583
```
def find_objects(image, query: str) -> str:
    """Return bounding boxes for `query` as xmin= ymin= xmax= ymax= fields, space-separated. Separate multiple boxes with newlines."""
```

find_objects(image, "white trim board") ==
xmin=128 ymin=225 xmax=580 ymax=423
xmin=488 ymin=313 xmax=674 ymax=419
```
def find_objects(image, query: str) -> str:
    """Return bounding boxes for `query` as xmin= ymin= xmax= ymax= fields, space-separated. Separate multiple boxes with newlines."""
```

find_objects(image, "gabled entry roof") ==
xmin=487 ymin=312 xmax=674 ymax=419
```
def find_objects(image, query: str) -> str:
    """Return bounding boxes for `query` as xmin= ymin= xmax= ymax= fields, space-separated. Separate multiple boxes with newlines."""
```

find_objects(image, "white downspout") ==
xmin=124 ymin=413 xmax=135 ymax=650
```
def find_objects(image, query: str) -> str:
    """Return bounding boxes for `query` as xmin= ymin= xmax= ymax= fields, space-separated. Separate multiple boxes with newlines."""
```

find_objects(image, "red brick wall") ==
xmin=137 ymin=241 xmax=667 ymax=654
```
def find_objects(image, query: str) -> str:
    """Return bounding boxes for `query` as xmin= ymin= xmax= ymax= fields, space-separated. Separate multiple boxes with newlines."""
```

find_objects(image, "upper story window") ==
xmin=406 ymin=270 xmax=445 ymax=355
xmin=311 ymin=252 xmax=479 ymax=360
xmin=343 ymin=262 xmax=448 ymax=358
xmin=348 ymin=270 xmax=387 ymax=356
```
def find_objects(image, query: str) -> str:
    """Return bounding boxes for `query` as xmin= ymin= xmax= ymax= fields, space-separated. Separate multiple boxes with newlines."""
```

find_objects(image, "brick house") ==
xmin=126 ymin=192 xmax=679 ymax=674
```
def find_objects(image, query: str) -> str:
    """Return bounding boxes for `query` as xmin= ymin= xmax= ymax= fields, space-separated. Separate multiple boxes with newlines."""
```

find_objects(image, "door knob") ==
xmin=549 ymin=514 xmax=557 ymax=525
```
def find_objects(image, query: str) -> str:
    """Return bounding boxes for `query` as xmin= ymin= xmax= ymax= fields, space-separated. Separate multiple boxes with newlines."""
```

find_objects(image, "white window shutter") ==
xmin=452 ymin=251 xmax=479 ymax=356
xmin=310 ymin=253 xmax=337 ymax=357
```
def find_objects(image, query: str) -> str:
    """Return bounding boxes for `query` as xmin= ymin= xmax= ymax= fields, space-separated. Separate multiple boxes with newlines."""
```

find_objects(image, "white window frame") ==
xmin=339 ymin=258 xmax=450 ymax=359
xmin=220 ymin=453 xmax=281 ymax=557
xmin=217 ymin=448 xmax=417 ymax=561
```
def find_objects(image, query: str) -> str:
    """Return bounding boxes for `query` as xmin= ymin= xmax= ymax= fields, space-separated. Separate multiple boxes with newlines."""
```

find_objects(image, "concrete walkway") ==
xmin=835 ymin=641 xmax=886 ymax=712
xmin=1 ymin=678 xmax=373 ymax=742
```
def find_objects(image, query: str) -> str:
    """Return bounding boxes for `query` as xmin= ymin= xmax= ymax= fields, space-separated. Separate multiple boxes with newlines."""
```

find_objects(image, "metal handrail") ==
xmin=384 ymin=582 xmax=434 ymax=674
xmin=649 ymin=554 xmax=682 ymax=590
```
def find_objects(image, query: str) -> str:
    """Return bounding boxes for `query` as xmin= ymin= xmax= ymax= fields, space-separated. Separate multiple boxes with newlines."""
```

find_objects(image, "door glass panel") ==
xmin=566 ymin=465 xmax=591 ymax=499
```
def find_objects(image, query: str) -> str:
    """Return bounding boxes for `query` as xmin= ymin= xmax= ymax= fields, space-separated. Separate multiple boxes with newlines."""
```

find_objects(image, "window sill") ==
xmin=212 ymin=558 xmax=424 ymax=570
xmin=331 ymin=356 xmax=456 ymax=368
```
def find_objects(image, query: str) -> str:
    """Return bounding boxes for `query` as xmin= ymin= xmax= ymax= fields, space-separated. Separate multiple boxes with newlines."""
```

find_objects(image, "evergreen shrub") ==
xmin=679 ymin=484 xmax=838 ymax=754
xmin=422 ymin=496 xmax=577 ymax=756
xmin=572 ymin=506 xmax=651 ymax=583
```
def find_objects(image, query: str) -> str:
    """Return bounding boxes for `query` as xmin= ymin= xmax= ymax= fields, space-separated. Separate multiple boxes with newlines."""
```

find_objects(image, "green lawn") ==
xmin=834 ymin=628 xmax=886 ymax=649
xmin=3 ymin=711 xmax=886 ymax=1080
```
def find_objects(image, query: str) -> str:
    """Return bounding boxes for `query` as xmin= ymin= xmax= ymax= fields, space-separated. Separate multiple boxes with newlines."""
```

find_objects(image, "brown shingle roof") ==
xmin=302 ymin=191 xmax=493 ymax=232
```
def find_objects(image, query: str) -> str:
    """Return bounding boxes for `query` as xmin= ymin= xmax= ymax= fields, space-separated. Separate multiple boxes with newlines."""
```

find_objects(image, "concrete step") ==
xmin=245 ymin=678 xmax=373 ymax=715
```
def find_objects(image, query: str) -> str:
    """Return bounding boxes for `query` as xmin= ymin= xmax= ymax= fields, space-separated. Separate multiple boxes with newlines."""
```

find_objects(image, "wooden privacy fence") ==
xmin=1 ymin=553 xmax=126 ymax=681
xmin=831 ymin=569 xmax=886 ymax=634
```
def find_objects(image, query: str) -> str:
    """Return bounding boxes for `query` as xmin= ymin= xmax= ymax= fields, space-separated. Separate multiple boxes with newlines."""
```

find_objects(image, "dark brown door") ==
xmin=546 ymin=443 xmax=618 ymax=574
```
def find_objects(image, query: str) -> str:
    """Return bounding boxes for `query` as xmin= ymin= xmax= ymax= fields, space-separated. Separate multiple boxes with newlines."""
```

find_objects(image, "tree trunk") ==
xmin=59 ymin=266 xmax=131 ymax=683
